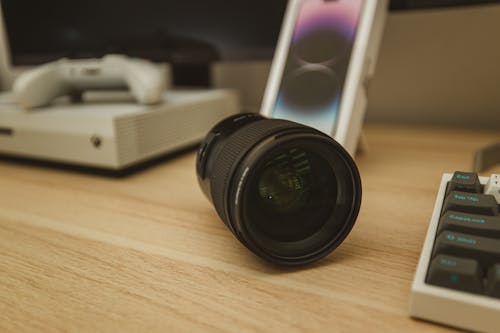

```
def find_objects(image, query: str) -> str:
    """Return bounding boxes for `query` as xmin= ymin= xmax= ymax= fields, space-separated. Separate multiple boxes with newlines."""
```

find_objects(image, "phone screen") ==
xmin=271 ymin=0 xmax=364 ymax=135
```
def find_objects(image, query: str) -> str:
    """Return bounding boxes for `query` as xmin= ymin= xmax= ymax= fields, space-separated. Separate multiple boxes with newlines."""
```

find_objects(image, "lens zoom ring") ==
xmin=210 ymin=119 xmax=304 ymax=226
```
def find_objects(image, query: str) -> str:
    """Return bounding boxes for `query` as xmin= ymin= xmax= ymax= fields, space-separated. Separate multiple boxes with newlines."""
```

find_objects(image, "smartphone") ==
xmin=261 ymin=0 xmax=387 ymax=155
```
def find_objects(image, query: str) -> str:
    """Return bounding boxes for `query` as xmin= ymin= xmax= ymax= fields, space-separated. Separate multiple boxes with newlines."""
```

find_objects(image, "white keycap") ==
xmin=485 ymin=174 xmax=500 ymax=203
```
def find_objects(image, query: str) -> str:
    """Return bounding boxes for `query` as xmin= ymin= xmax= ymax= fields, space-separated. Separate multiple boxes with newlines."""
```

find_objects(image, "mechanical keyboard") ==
xmin=410 ymin=172 xmax=500 ymax=332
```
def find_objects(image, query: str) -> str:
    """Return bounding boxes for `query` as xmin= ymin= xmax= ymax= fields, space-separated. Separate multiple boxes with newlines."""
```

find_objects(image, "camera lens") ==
xmin=196 ymin=113 xmax=361 ymax=265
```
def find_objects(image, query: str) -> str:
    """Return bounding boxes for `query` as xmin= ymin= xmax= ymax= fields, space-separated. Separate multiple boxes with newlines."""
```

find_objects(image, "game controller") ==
xmin=13 ymin=54 xmax=168 ymax=108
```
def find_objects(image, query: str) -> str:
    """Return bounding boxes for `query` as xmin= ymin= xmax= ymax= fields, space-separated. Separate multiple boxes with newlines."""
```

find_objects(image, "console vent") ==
xmin=115 ymin=92 xmax=238 ymax=167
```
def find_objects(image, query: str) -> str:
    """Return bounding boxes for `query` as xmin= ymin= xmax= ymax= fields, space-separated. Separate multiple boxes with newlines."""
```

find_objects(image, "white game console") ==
xmin=261 ymin=0 xmax=388 ymax=156
xmin=13 ymin=54 xmax=168 ymax=108
xmin=0 ymin=89 xmax=239 ymax=170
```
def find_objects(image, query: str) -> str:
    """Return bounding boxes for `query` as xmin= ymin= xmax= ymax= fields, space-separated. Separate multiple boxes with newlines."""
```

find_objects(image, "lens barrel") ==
xmin=197 ymin=113 xmax=361 ymax=265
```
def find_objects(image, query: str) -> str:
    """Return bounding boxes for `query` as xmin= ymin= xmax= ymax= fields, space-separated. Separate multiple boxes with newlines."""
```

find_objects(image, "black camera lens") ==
xmin=196 ymin=113 xmax=361 ymax=265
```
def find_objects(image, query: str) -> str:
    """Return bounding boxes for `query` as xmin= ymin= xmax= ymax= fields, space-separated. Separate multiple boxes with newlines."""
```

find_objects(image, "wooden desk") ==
xmin=1 ymin=124 xmax=499 ymax=332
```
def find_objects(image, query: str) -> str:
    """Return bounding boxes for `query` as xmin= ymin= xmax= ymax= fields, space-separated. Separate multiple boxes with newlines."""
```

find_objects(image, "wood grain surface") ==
xmin=1 ymin=124 xmax=499 ymax=332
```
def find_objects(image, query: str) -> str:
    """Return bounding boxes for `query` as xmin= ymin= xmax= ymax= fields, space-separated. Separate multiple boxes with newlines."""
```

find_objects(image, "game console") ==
xmin=261 ymin=0 xmax=388 ymax=156
xmin=0 ymin=89 xmax=239 ymax=170
xmin=13 ymin=55 xmax=168 ymax=108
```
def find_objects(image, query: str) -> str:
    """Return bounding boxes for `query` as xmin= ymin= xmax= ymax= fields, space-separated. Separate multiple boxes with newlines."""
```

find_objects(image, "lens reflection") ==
xmin=249 ymin=147 xmax=337 ymax=243
xmin=258 ymin=148 xmax=312 ymax=213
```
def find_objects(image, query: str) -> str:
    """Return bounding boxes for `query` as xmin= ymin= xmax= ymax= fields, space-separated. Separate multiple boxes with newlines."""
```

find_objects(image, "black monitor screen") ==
xmin=1 ymin=0 xmax=288 ymax=66
xmin=390 ymin=0 xmax=499 ymax=10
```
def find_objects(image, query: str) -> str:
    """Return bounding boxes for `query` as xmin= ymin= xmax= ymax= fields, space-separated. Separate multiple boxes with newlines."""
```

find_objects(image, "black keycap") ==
xmin=438 ymin=211 xmax=500 ymax=238
xmin=486 ymin=264 xmax=500 ymax=298
xmin=427 ymin=254 xmax=482 ymax=293
xmin=442 ymin=191 xmax=499 ymax=216
xmin=433 ymin=231 xmax=500 ymax=268
xmin=447 ymin=171 xmax=482 ymax=194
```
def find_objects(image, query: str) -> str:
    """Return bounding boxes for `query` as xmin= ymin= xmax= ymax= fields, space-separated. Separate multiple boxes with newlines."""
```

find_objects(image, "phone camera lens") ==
xmin=196 ymin=113 xmax=361 ymax=265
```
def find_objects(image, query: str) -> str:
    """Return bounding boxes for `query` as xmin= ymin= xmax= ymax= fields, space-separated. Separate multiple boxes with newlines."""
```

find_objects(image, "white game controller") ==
xmin=13 ymin=54 xmax=168 ymax=108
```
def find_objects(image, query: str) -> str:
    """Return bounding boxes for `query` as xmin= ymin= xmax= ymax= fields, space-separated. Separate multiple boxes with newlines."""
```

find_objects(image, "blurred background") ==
xmin=1 ymin=0 xmax=499 ymax=128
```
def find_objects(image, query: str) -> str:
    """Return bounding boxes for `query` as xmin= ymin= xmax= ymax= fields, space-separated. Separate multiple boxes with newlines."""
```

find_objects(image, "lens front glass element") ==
xmin=249 ymin=147 xmax=337 ymax=243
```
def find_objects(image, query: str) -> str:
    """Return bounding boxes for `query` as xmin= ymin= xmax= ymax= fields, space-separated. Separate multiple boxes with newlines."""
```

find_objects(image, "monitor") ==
xmin=0 ymin=0 xmax=288 ymax=86
xmin=1 ymin=0 xmax=498 ymax=116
